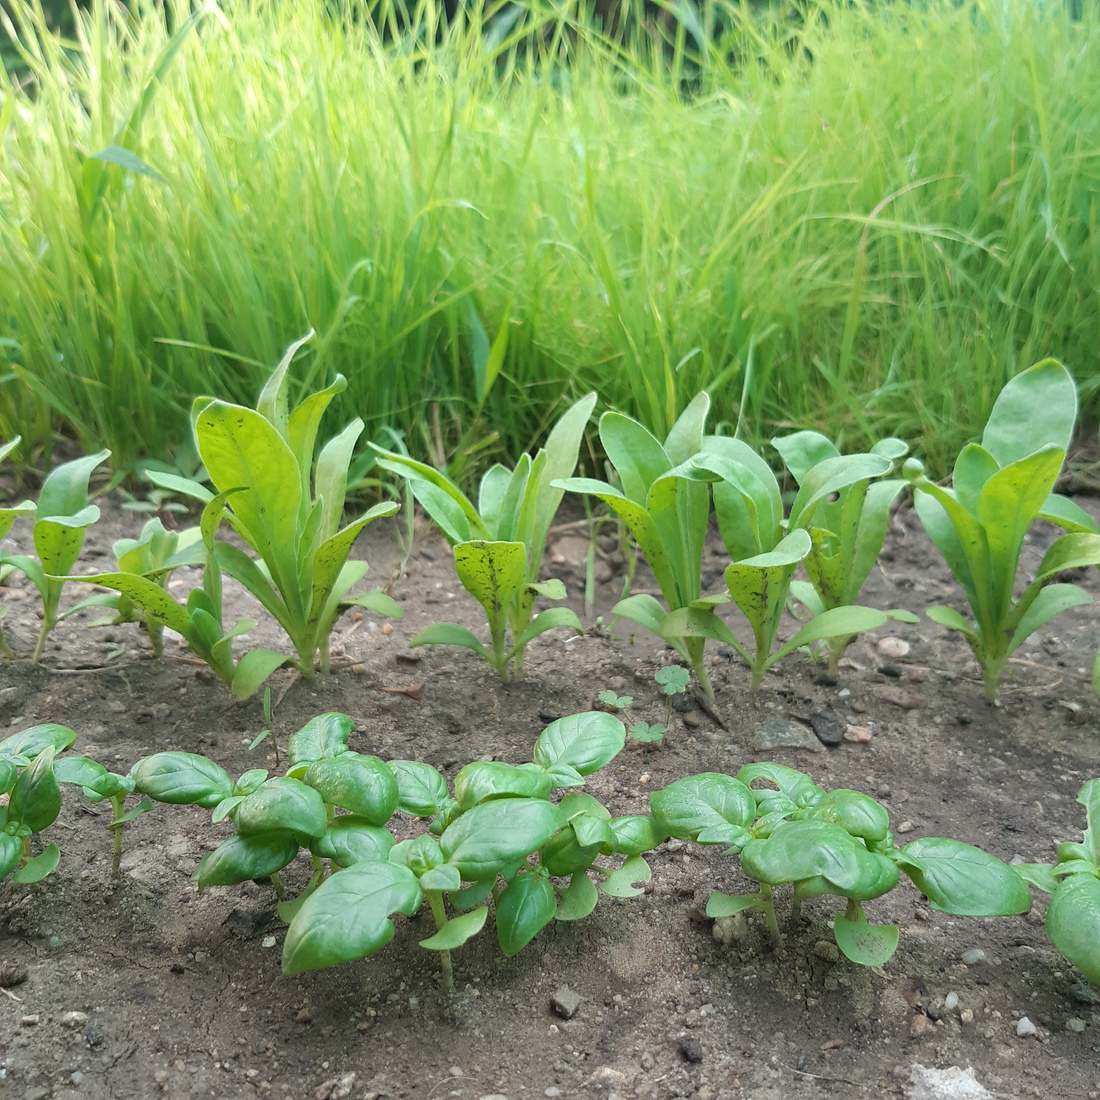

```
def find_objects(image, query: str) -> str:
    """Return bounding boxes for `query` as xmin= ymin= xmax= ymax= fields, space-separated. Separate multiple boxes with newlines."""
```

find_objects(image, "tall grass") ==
xmin=1 ymin=0 xmax=1098 ymax=478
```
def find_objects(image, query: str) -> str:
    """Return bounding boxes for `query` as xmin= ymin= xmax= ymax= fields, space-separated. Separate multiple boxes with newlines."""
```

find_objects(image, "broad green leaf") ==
xmin=789 ymin=579 xmax=826 ymax=617
xmin=287 ymin=373 xmax=348 ymax=500
xmin=609 ymin=815 xmax=666 ymax=856
xmin=613 ymin=593 xmax=671 ymax=637
xmin=440 ymin=797 xmax=564 ymax=880
xmin=533 ymin=712 xmax=626 ymax=776
xmin=1078 ymin=778 xmax=1100 ymax=864
xmin=449 ymin=878 xmax=496 ymax=911
xmin=315 ymin=417 xmax=364 ymax=540
xmin=75 ymin=573 xmax=193 ymax=639
xmin=0 ymin=834 xmax=21 ymax=879
xmin=410 ymin=622 xmax=489 ymax=660
xmin=132 ymin=752 xmax=233 ymax=808
xmin=0 ymin=759 xmax=16 ymax=794
xmin=541 ymin=826 xmax=606 ymax=877
xmin=389 ymin=835 xmax=445 ymax=875
xmin=0 ymin=436 xmax=21 ymax=465
xmin=1039 ymin=493 xmax=1100 ymax=535
xmin=773 ymin=605 xmax=888 ymax=662
xmin=493 ymin=454 xmax=533 ymax=544
xmin=8 ymin=747 xmax=60 ymax=834
xmin=0 ymin=724 xmax=76 ymax=759
xmin=12 ymin=843 xmax=61 ymax=884
xmin=408 ymin=481 xmax=477 ymax=544
xmin=145 ymin=471 xmax=214 ymax=504
xmin=1007 ymin=584 xmax=1091 ymax=657
xmin=236 ymin=777 xmax=328 ymax=839
xmin=371 ymin=450 xmax=487 ymax=539
xmin=706 ymin=891 xmax=763 ymax=918
xmin=663 ymin=391 xmax=710 ymax=466
xmin=771 ymin=430 xmax=839 ymax=484
xmin=454 ymin=540 xmax=527 ymax=621
xmin=34 ymin=507 xmax=101 ymax=577
xmin=388 ymin=761 xmax=449 ymax=818
xmin=420 ymin=905 xmax=489 ymax=950
xmin=256 ymin=331 xmax=315 ymax=439
xmin=513 ymin=607 xmax=582 ymax=650
xmin=600 ymin=854 xmax=652 ymax=897
xmin=847 ymin=478 xmax=907 ymax=599
xmin=1045 ymin=874 xmax=1100 ymax=985
xmin=896 ymin=837 xmax=1032 ymax=916
xmin=926 ymin=606 xmax=980 ymax=646
xmin=54 ymin=755 xmax=110 ymax=790
xmin=527 ymin=578 xmax=567 ymax=600
xmin=286 ymin=713 xmax=355 ymax=767
xmin=497 ymin=871 xmax=557 ymax=956
xmin=455 ymin=762 xmax=553 ymax=809
xmin=981 ymin=359 xmax=1077 ymax=468
xmin=343 ymin=590 xmax=403 ymax=618
xmin=788 ymin=454 xmax=890 ymax=529
xmin=909 ymin=476 xmax=987 ymax=610
xmin=556 ymin=872 xmax=598 ymax=921
xmin=736 ymin=763 xmax=822 ymax=813
xmin=304 ymin=754 xmax=399 ymax=826
xmin=310 ymin=817 xmax=395 ymax=868
xmin=952 ymin=445 xmax=1000 ymax=518
xmin=36 ymin=450 xmax=110 ymax=521
xmin=660 ymin=606 xmax=745 ymax=661
xmin=478 ymin=464 xmax=513 ymax=534
xmin=282 ymin=860 xmax=423 ymax=975
xmin=230 ymin=649 xmax=289 ymax=700
xmin=1014 ymin=863 xmax=1060 ymax=894
xmin=809 ymin=790 xmax=890 ymax=844
xmin=600 ymin=412 xmax=671 ymax=504
xmin=194 ymin=832 xmax=299 ymax=888
xmin=650 ymin=773 xmax=755 ymax=847
xmin=0 ymin=499 xmax=34 ymax=541
xmin=833 ymin=907 xmax=899 ymax=966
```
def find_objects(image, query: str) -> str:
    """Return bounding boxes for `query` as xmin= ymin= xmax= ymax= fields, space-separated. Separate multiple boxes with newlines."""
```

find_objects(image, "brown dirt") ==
xmin=0 ymin=494 xmax=1099 ymax=1100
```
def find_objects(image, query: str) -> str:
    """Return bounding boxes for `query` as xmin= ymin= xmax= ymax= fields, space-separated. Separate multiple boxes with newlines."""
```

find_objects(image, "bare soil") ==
xmin=0 ymin=495 xmax=1099 ymax=1100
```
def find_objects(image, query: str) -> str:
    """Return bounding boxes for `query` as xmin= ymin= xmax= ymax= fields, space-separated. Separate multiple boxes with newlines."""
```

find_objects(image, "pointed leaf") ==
xmin=440 ymin=798 xmax=564 ymax=880
xmin=706 ymin=891 xmax=763 ymax=918
xmin=896 ymin=837 xmax=1032 ymax=916
xmin=533 ymin=712 xmax=626 ymax=776
xmin=12 ymin=843 xmax=61 ymax=884
xmin=981 ymin=359 xmax=1077 ymax=468
xmin=1045 ymin=874 xmax=1100 ymax=986
xmin=556 ymin=872 xmax=598 ymax=921
xmin=194 ymin=832 xmax=299 ymax=889
xmin=497 ymin=871 xmax=557 ymax=956
xmin=286 ymin=713 xmax=355 ymax=767
xmin=410 ymin=622 xmax=489 ymax=660
xmin=833 ymin=907 xmax=899 ymax=966
xmin=421 ymin=906 xmax=489 ymax=950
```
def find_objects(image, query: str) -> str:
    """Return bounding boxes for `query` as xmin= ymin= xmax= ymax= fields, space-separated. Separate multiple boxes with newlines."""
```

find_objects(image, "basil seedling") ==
xmin=0 ymin=437 xmax=34 ymax=660
xmin=554 ymin=394 xmax=718 ymax=699
xmin=148 ymin=333 xmax=402 ymax=676
xmin=652 ymin=763 xmax=1031 ymax=965
xmin=661 ymin=437 xmax=890 ymax=690
xmin=0 ymin=449 xmax=110 ymax=663
xmin=373 ymin=393 xmax=595 ymax=681
xmin=904 ymin=359 xmax=1100 ymax=701
xmin=0 ymin=724 xmax=79 ymax=884
xmin=1014 ymin=779 xmax=1100 ymax=985
xmin=775 ymin=431 xmax=918 ymax=672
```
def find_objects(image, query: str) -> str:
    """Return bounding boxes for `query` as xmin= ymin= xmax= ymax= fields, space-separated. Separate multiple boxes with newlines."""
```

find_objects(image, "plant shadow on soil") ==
xmin=0 ymin=497 xmax=1099 ymax=1100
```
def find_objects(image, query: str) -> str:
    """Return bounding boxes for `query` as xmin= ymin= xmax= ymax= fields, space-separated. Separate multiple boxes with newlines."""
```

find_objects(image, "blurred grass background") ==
xmin=1 ymin=0 xmax=1097 ymax=480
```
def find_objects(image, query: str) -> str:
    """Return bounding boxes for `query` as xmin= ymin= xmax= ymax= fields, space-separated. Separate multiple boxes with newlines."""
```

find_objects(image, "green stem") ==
xmin=760 ymin=883 xmax=781 ymax=950
xmin=147 ymin=621 xmax=164 ymax=659
xmin=311 ymin=853 xmax=327 ymax=884
xmin=844 ymin=898 xmax=861 ymax=922
xmin=982 ymin=660 xmax=1003 ymax=703
xmin=271 ymin=871 xmax=287 ymax=901
xmin=0 ymin=626 xmax=13 ymax=661
xmin=110 ymin=793 xmax=125 ymax=881
xmin=318 ymin=634 xmax=330 ymax=675
xmin=31 ymin=615 xmax=53 ymax=665
xmin=426 ymin=889 xmax=453 ymax=992
xmin=685 ymin=637 xmax=715 ymax=702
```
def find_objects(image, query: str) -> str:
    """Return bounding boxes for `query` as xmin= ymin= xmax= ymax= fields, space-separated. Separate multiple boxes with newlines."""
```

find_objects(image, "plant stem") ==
xmin=147 ymin=621 xmax=164 ymax=659
xmin=110 ymin=793 xmax=125 ymax=880
xmin=982 ymin=660 xmax=1002 ymax=703
xmin=759 ymin=883 xmax=781 ymax=950
xmin=271 ymin=872 xmax=287 ymax=901
xmin=311 ymin=853 xmax=327 ymax=885
xmin=0 ymin=627 xmax=13 ymax=661
xmin=31 ymin=616 xmax=52 ymax=665
xmin=685 ymin=637 xmax=715 ymax=701
xmin=426 ymin=889 xmax=453 ymax=992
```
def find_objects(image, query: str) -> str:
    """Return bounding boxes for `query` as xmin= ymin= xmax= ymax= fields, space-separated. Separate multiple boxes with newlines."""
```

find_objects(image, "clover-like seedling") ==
xmin=628 ymin=722 xmax=666 ymax=745
xmin=655 ymin=664 xmax=690 ymax=726
xmin=598 ymin=689 xmax=632 ymax=712
xmin=1014 ymin=779 xmax=1100 ymax=986
xmin=650 ymin=763 xmax=1031 ymax=966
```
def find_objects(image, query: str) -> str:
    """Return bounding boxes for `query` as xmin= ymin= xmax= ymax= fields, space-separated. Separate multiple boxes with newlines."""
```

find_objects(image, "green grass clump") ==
xmin=1 ymin=0 xmax=1098 ymax=477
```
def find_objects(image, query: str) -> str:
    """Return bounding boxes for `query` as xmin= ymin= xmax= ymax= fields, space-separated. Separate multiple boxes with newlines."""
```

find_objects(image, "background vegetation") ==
xmin=1 ymin=0 xmax=1097 ymax=480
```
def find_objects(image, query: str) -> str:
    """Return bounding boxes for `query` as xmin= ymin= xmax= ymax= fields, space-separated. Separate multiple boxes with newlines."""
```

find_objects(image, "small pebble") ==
xmin=61 ymin=1011 xmax=89 ymax=1028
xmin=909 ymin=1014 xmax=930 ymax=1038
xmin=544 ymin=1090 xmax=562 ymax=1098
xmin=1016 ymin=1017 xmax=1037 ymax=1037
xmin=944 ymin=992 xmax=959 ymax=1012
xmin=551 ymin=986 xmax=581 ymax=1020
xmin=261 ymin=935 xmax=276 ymax=948
xmin=896 ymin=820 xmax=914 ymax=834
xmin=71 ymin=1071 xmax=85 ymax=1085
xmin=960 ymin=1009 xmax=974 ymax=1024
xmin=960 ymin=948 xmax=986 ymax=965
xmin=844 ymin=724 xmax=872 ymax=743
xmin=1066 ymin=1018 xmax=1086 ymax=1033
xmin=877 ymin=636 xmax=910 ymax=659
xmin=21 ymin=1014 xmax=39 ymax=1026
xmin=813 ymin=941 xmax=839 ymax=962
xmin=381 ymin=623 xmax=393 ymax=635
xmin=295 ymin=1008 xmax=312 ymax=1024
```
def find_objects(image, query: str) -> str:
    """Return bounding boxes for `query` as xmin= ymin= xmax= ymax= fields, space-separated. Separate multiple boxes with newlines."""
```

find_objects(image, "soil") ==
xmin=0 ymin=492 xmax=1099 ymax=1100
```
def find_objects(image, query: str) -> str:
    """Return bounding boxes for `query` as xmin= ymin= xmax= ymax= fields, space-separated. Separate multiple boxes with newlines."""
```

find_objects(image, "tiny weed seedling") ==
xmin=655 ymin=663 xmax=690 ymax=727
xmin=660 ymin=435 xmax=890 ymax=691
xmin=774 ymin=431 xmax=918 ymax=672
xmin=651 ymin=764 xmax=1031 ymax=965
xmin=1015 ymin=779 xmax=1100 ymax=985
xmin=904 ymin=360 xmax=1100 ymax=701
xmin=373 ymin=393 xmax=595 ymax=681
xmin=597 ymin=689 xmax=632 ymax=712
xmin=248 ymin=688 xmax=281 ymax=767
xmin=599 ymin=687 xmax=664 ymax=746
xmin=148 ymin=333 xmax=402 ymax=676
xmin=0 ymin=449 xmax=110 ymax=662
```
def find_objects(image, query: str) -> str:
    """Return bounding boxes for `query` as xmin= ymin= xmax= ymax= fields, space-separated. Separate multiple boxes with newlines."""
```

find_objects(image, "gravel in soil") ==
xmin=1 ymin=497 xmax=1099 ymax=1099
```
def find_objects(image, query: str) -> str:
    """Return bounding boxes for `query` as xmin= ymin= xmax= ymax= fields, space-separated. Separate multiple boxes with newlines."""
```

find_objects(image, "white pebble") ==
xmin=1016 ymin=1017 xmax=1038 ymax=1037
xmin=960 ymin=948 xmax=986 ymax=965
xmin=944 ymin=992 xmax=959 ymax=1011
xmin=877 ymin=636 xmax=910 ymax=659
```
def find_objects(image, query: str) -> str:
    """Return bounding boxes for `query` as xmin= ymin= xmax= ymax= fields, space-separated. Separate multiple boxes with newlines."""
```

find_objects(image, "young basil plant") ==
xmin=0 ymin=724 xmax=79 ymax=884
xmin=62 ymin=517 xmax=204 ymax=658
xmin=372 ymin=393 xmax=596 ymax=681
xmin=281 ymin=711 xmax=663 ymax=990
xmin=0 ymin=437 xmax=35 ymax=659
xmin=553 ymin=393 xmax=718 ymax=699
xmin=1014 ymin=779 xmax=1100 ymax=986
xmin=651 ymin=763 xmax=1031 ymax=966
xmin=774 ymin=431 xmax=918 ymax=673
xmin=74 ymin=489 xmax=288 ymax=699
xmin=903 ymin=359 xmax=1100 ymax=702
xmin=148 ymin=333 xmax=401 ymax=676
xmin=660 ymin=437 xmax=890 ymax=691
xmin=0 ymin=449 xmax=110 ymax=663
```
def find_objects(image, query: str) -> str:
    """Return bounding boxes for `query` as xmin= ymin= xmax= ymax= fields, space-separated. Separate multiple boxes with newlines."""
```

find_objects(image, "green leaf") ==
xmin=90 ymin=144 xmax=167 ymax=183
xmin=952 ymin=444 xmax=1001 ymax=517
xmin=706 ymin=891 xmax=763 ymax=918
xmin=599 ymin=412 xmax=672 ymax=504
xmin=771 ymin=430 xmax=840 ymax=484
xmin=599 ymin=855 xmax=652 ymax=898
xmin=0 ymin=724 xmax=77 ymax=759
xmin=410 ymin=622 xmax=489 ymax=660
xmin=1045 ymin=873 xmax=1100 ymax=985
xmin=53 ymin=755 xmax=110 ymax=790
xmin=287 ymin=372 xmax=347 ymax=498
xmin=419 ymin=864 xmax=463 ymax=892
xmin=1014 ymin=863 xmax=1060 ymax=894
xmin=230 ymin=649 xmax=289 ymax=700
xmin=981 ymin=359 xmax=1077 ymax=468
xmin=655 ymin=665 xmax=690 ymax=695
xmin=315 ymin=418 xmax=364 ymax=539
xmin=132 ymin=752 xmax=233 ymax=808
xmin=76 ymin=572 xmax=195 ymax=640
xmin=0 ymin=834 xmax=21 ymax=880
xmin=773 ymin=606 xmax=889 ymax=663
xmin=533 ymin=712 xmax=626 ymax=776
xmin=286 ymin=713 xmax=355 ymax=767
xmin=342 ymin=590 xmax=403 ymax=618
xmin=1079 ymin=779 xmax=1100 ymax=865
xmin=926 ymin=606 xmax=980 ymax=646
xmin=388 ymin=761 xmax=449 ymax=818
xmin=513 ymin=607 xmax=582 ymax=650
xmin=194 ymin=832 xmax=299 ymax=889
xmin=36 ymin=450 xmax=110 ymax=522
xmin=440 ymin=797 xmax=564 ymax=881
xmin=788 ymin=454 xmax=890 ymax=529
xmin=236 ymin=777 xmax=328 ymax=839
xmin=833 ymin=907 xmax=899 ymax=966
xmin=896 ymin=837 xmax=1032 ymax=916
xmin=421 ymin=905 xmax=489 ymax=950
xmin=527 ymin=579 xmax=567 ymax=601
xmin=372 ymin=450 xmax=487 ymax=540
xmin=736 ymin=763 xmax=822 ymax=814
xmin=1007 ymin=584 xmax=1092 ymax=657
xmin=496 ymin=872 xmax=557 ymax=956
xmin=613 ymin=593 xmax=671 ymax=638
xmin=609 ymin=815 xmax=667 ymax=856
xmin=1039 ymin=493 xmax=1100 ymax=535
xmin=449 ymin=879 xmax=496 ymax=911
xmin=663 ymin=391 xmax=710 ymax=466
xmin=8 ymin=747 xmax=61 ymax=834
xmin=282 ymin=861 xmax=422 ymax=975
xmin=556 ymin=873 xmax=599 ymax=921
xmin=12 ymin=843 xmax=60 ymax=884
xmin=454 ymin=539 xmax=527 ymax=612
xmin=304 ymin=754 xmax=399 ymax=826
xmin=0 ymin=759 xmax=17 ymax=794
xmin=628 ymin=722 xmax=665 ymax=744
xmin=810 ymin=790 xmax=890 ymax=844
xmin=454 ymin=762 xmax=552 ymax=809
xmin=650 ymin=773 xmax=755 ymax=847
xmin=310 ymin=817 xmax=395 ymax=868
